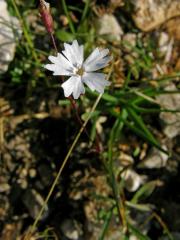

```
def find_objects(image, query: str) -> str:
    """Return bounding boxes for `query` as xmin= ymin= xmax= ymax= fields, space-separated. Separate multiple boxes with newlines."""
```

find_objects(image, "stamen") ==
xmin=76 ymin=67 xmax=84 ymax=76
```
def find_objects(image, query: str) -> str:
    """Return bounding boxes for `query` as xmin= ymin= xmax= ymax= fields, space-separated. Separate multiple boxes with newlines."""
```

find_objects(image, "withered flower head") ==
xmin=39 ymin=0 xmax=54 ymax=33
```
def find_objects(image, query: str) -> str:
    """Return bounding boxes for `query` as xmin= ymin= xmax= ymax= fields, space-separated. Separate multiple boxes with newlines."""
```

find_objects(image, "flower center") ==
xmin=75 ymin=67 xmax=84 ymax=76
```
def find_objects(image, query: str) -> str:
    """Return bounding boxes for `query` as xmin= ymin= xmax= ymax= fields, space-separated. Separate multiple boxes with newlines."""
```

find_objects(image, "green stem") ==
xmin=24 ymin=93 xmax=103 ymax=240
xmin=108 ymin=113 xmax=127 ymax=232
xmin=61 ymin=0 xmax=75 ymax=35
xmin=81 ymin=0 xmax=90 ymax=22
xmin=11 ymin=0 xmax=39 ymax=63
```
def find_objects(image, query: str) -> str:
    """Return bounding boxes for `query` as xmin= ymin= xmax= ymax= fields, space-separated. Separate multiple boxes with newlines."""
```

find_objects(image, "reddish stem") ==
xmin=50 ymin=33 xmax=58 ymax=55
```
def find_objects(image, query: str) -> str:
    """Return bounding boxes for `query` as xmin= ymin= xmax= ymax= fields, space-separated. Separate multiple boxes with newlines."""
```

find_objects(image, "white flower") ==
xmin=44 ymin=40 xmax=112 ymax=99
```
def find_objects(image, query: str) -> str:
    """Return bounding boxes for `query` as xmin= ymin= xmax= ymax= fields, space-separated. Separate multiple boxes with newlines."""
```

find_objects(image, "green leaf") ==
xmin=58 ymin=99 xmax=71 ymax=106
xmin=127 ymin=107 xmax=158 ymax=144
xmin=99 ymin=207 xmax=113 ymax=240
xmin=56 ymin=30 xmax=74 ymax=42
xmin=126 ymin=201 xmax=154 ymax=212
xmin=86 ymin=89 xmax=118 ymax=104
xmin=131 ymin=180 xmax=160 ymax=204
xmin=81 ymin=110 xmax=100 ymax=121
xmin=124 ymin=119 xmax=168 ymax=154
xmin=128 ymin=223 xmax=151 ymax=240
xmin=109 ymin=108 xmax=168 ymax=154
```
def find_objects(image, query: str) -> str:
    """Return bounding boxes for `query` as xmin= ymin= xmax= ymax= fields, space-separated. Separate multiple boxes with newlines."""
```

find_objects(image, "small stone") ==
xmin=0 ymin=0 xmax=22 ymax=72
xmin=118 ymin=152 xmax=134 ymax=166
xmin=17 ymin=179 xmax=28 ymax=189
xmin=95 ymin=14 xmax=123 ymax=42
xmin=122 ymin=33 xmax=137 ymax=53
xmin=121 ymin=169 xmax=146 ymax=192
xmin=166 ymin=17 xmax=180 ymax=40
xmin=0 ymin=222 xmax=22 ymax=240
xmin=96 ymin=116 xmax=107 ymax=134
xmin=0 ymin=196 xmax=10 ymax=220
xmin=22 ymin=189 xmax=48 ymax=219
xmin=29 ymin=168 xmax=37 ymax=178
xmin=138 ymin=147 xmax=168 ymax=169
xmin=60 ymin=219 xmax=82 ymax=240
xmin=156 ymin=84 xmax=180 ymax=138
xmin=130 ymin=236 xmax=139 ymax=240
xmin=158 ymin=32 xmax=170 ymax=55
xmin=0 ymin=183 xmax=10 ymax=193
xmin=38 ymin=164 xmax=53 ymax=187
xmin=20 ymin=168 xmax=28 ymax=178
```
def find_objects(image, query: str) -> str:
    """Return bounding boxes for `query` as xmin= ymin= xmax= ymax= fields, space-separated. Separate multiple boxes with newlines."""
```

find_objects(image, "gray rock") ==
xmin=131 ymin=0 xmax=180 ymax=31
xmin=60 ymin=219 xmax=82 ymax=240
xmin=121 ymin=169 xmax=146 ymax=192
xmin=22 ymin=189 xmax=48 ymax=219
xmin=156 ymin=84 xmax=180 ymax=138
xmin=0 ymin=195 xmax=10 ymax=220
xmin=38 ymin=164 xmax=53 ymax=187
xmin=138 ymin=146 xmax=168 ymax=169
xmin=95 ymin=14 xmax=123 ymax=42
xmin=0 ymin=0 xmax=21 ymax=73
xmin=0 ymin=183 xmax=10 ymax=193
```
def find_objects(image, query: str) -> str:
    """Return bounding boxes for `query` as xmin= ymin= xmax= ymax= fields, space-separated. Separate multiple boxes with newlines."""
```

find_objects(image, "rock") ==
xmin=156 ymin=84 xmax=180 ymax=138
xmin=22 ymin=189 xmax=48 ymax=219
xmin=138 ymin=147 xmax=168 ymax=169
xmin=166 ymin=17 xmax=180 ymax=40
xmin=131 ymin=0 xmax=180 ymax=31
xmin=122 ymin=33 xmax=137 ymax=53
xmin=0 ymin=0 xmax=21 ymax=73
xmin=0 ymin=222 xmax=22 ymax=240
xmin=60 ymin=219 xmax=82 ymax=240
xmin=0 ymin=183 xmax=10 ymax=193
xmin=0 ymin=195 xmax=10 ymax=221
xmin=121 ymin=169 xmax=146 ymax=192
xmin=38 ymin=164 xmax=53 ymax=187
xmin=158 ymin=32 xmax=170 ymax=55
xmin=158 ymin=32 xmax=174 ymax=63
xmin=110 ymin=0 xmax=124 ymax=9
xmin=95 ymin=14 xmax=123 ymax=42
xmin=118 ymin=152 xmax=134 ymax=166
xmin=129 ymin=236 xmax=139 ymax=240
xmin=96 ymin=116 xmax=107 ymax=134
xmin=29 ymin=168 xmax=37 ymax=178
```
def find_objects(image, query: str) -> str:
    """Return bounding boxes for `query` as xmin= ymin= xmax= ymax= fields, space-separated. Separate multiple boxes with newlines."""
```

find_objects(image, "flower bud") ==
xmin=39 ymin=0 xmax=54 ymax=34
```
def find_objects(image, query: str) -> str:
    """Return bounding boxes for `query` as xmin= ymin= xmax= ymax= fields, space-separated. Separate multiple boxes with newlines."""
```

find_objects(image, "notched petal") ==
xmin=61 ymin=76 xmax=85 ymax=99
xmin=82 ymin=72 xmax=110 ymax=94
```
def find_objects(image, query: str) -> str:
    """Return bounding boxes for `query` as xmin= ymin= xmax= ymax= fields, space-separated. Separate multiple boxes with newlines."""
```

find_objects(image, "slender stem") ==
xmin=68 ymin=96 xmax=100 ymax=151
xmin=108 ymin=116 xmax=127 ymax=232
xmin=11 ymin=0 xmax=39 ymax=63
xmin=61 ymin=0 xmax=75 ymax=35
xmin=68 ymin=97 xmax=89 ymax=135
xmin=0 ymin=117 xmax=4 ymax=155
xmin=50 ymin=33 xmax=58 ymax=55
xmin=24 ymin=93 xmax=103 ymax=240
xmin=81 ymin=0 xmax=90 ymax=22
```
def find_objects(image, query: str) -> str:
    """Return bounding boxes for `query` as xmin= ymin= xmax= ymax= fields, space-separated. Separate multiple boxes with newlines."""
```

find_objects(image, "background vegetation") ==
xmin=0 ymin=0 xmax=180 ymax=239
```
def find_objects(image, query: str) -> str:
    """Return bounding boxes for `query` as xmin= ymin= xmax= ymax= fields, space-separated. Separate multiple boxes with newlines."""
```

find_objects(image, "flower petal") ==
xmin=82 ymin=72 xmax=110 ymax=93
xmin=44 ymin=53 xmax=74 ymax=76
xmin=62 ymin=40 xmax=84 ymax=67
xmin=83 ymin=48 xmax=112 ymax=72
xmin=61 ymin=76 xmax=85 ymax=99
